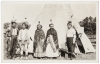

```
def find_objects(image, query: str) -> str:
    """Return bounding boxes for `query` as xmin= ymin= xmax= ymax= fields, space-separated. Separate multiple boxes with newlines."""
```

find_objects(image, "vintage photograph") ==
xmin=1 ymin=1 xmax=98 ymax=62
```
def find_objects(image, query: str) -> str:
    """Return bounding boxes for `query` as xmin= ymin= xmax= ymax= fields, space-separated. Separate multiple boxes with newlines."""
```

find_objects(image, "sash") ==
xmin=12 ymin=28 xmax=17 ymax=36
xmin=47 ymin=35 xmax=56 ymax=52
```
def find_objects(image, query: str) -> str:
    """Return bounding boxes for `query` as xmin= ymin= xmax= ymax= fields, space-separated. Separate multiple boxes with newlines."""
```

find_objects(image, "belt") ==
xmin=7 ymin=36 xmax=11 ymax=37
xmin=67 ymin=37 xmax=73 ymax=38
xmin=12 ymin=35 xmax=17 ymax=36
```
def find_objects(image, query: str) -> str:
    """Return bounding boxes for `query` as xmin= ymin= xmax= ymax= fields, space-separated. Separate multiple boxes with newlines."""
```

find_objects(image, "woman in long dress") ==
xmin=44 ymin=22 xmax=59 ymax=59
xmin=34 ymin=22 xmax=45 ymax=59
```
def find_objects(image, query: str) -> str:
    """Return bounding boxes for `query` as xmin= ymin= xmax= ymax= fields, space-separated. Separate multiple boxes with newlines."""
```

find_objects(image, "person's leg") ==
xmin=10 ymin=37 xmax=14 ymax=59
xmin=20 ymin=44 xmax=24 ymax=59
xmin=67 ymin=38 xmax=72 ymax=59
xmin=25 ymin=44 xmax=28 ymax=59
xmin=70 ymin=38 xmax=76 ymax=59
xmin=72 ymin=43 xmax=76 ymax=57
xmin=12 ymin=37 xmax=18 ymax=59
xmin=67 ymin=37 xmax=73 ymax=60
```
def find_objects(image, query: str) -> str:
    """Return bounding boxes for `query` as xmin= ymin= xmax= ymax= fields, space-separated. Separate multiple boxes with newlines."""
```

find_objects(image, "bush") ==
xmin=3 ymin=22 xmax=31 ymax=33
xmin=79 ymin=16 xmax=96 ymax=35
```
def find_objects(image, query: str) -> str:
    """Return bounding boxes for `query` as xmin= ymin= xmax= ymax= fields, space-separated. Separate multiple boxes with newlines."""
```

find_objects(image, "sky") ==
xmin=1 ymin=1 xmax=98 ymax=48
xmin=2 ymin=1 xmax=98 ymax=24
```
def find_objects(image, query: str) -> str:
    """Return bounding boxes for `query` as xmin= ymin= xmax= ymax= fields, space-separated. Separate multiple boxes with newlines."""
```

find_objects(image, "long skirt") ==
xmin=34 ymin=44 xmax=44 ymax=57
xmin=45 ymin=36 xmax=59 ymax=57
xmin=45 ymin=43 xmax=59 ymax=57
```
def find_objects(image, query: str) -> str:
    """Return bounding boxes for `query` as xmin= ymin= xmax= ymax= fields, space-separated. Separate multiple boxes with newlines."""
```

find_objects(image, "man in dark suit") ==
xmin=10 ymin=21 xmax=19 ymax=59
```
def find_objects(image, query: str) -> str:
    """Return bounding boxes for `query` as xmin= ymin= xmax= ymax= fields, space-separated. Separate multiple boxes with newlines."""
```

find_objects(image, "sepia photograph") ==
xmin=1 ymin=1 xmax=98 ymax=63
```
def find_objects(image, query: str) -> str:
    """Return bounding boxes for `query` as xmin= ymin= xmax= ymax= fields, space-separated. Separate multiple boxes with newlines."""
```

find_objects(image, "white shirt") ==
xmin=12 ymin=28 xmax=17 ymax=36
xmin=66 ymin=28 xmax=76 ymax=37
xmin=66 ymin=28 xmax=76 ymax=43
xmin=18 ymin=29 xmax=29 ymax=40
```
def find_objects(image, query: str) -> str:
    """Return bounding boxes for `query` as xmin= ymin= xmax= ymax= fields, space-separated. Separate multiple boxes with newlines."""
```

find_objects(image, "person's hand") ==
xmin=53 ymin=49 xmax=56 ymax=52
xmin=79 ymin=33 xmax=82 ymax=38
xmin=30 ymin=37 xmax=33 ymax=41
xmin=18 ymin=40 xmax=22 ymax=42
xmin=34 ymin=39 xmax=36 ymax=43
xmin=25 ymin=40 xmax=28 ymax=42
xmin=75 ymin=44 xmax=77 ymax=48
xmin=73 ymin=43 xmax=77 ymax=48
xmin=65 ymin=42 xmax=67 ymax=46
xmin=18 ymin=43 xmax=21 ymax=48
xmin=27 ymin=42 xmax=30 ymax=45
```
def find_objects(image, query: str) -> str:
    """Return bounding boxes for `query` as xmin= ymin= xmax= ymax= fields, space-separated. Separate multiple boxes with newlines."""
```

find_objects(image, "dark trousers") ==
xmin=10 ymin=36 xmax=17 ymax=58
xmin=66 ymin=37 xmax=75 ymax=59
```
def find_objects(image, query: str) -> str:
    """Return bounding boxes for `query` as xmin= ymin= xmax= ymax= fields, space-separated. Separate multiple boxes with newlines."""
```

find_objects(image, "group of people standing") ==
xmin=5 ymin=19 xmax=78 ymax=60
xmin=34 ymin=21 xmax=59 ymax=59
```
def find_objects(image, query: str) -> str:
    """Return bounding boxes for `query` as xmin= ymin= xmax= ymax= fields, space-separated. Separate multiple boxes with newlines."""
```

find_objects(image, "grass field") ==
xmin=4 ymin=52 xmax=96 ymax=60
xmin=4 ymin=35 xmax=96 ymax=60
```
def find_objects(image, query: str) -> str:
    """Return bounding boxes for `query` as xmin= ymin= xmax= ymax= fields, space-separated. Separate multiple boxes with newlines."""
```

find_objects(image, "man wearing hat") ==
xmin=10 ymin=21 xmax=19 ymax=59
xmin=44 ymin=19 xmax=59 ymax=59
xmin=18 ymin=22 xmax=30 ymax=59
xmin=34 ymin=21 xmax=45 ymax=59
xmin=66 ymin=21 xmax=76 ymax=60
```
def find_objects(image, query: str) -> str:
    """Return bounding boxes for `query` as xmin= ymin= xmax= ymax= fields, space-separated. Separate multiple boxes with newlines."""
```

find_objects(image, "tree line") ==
xmin=4 ymin=16 xmax=96 ymax=35
xmin=79 ymin=16 xmax=96 ymax=35
xmin=4 ymin=21 xmax=31 ymax=31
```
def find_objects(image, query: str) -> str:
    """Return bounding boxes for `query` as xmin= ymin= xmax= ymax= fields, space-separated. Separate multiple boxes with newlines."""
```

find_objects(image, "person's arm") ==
xmin=10 ymin=28 xmax=12 ymax=37
xmin=30 ymin=37 xmax=33 ymax=41
xmin=43 ymin=30 xmax=49 ymax=52
xmin=17 ymin=30 xmax=22 ymax=45
xmin=73 ymin=29 xmax=76 ymax=44
xmin=27 ymin=29 xmax=30 ymax=41
xmin=66 ymin=31 xmax=67 ymax=42
xmin=65 ymin=31 xmax=67 ymax=46
xmin=54 ymin=30 xmax=58 ymax=43
xmin=18 ymin=30 xmax=20 ymax=40
xmin=41 ymin=30 xmax=45 ymax=43
xmin=17 ymin=28 xmax=19 ymax=36
xmin=27 ymin=29 xmax=30 ymax=44
xmin=34 ymin=30 xmax=37 ymax=42
xmin=53 ymin=29 xmax=59 ymax=49
xmin=44 ymin=30 xmax=49 ymax=44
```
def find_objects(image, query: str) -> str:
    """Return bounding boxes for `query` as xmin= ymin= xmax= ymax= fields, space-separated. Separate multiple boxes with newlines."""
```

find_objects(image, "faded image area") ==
xmin=2 ymin=1 xmax=98 ymax=61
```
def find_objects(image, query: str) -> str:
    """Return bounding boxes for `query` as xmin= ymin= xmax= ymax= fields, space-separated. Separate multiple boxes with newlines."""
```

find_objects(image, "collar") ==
xmin=37 ymin=29 xmax=42 ymax=31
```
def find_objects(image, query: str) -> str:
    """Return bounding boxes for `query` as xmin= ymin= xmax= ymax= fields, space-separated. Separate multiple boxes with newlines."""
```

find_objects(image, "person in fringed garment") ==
xmin=34 ymin=22 xmax=45 ymax=59
xmin=44 ymin=20 xmax=59 ymax=59
xmin=18 ymin=23 xmax=30 ymax=59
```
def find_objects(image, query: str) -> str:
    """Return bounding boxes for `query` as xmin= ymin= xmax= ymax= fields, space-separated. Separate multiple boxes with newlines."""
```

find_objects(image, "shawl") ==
xmin=43 ymin=28 xmax=59 ymax=52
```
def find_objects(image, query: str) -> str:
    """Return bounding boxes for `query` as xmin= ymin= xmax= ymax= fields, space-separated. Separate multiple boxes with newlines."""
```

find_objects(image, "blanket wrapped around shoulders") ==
xmin=44 ymin=28 xmax=59 ymax=52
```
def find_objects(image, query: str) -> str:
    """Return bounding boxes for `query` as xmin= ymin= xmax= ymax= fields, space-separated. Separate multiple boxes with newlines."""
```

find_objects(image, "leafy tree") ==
xmin=79 ymin=16 xmax=96 ymax=35
xmin=89 ymin=16 xmax=93 ymax=23
xmin=4 ymin=23 xmax=10 ymax=29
